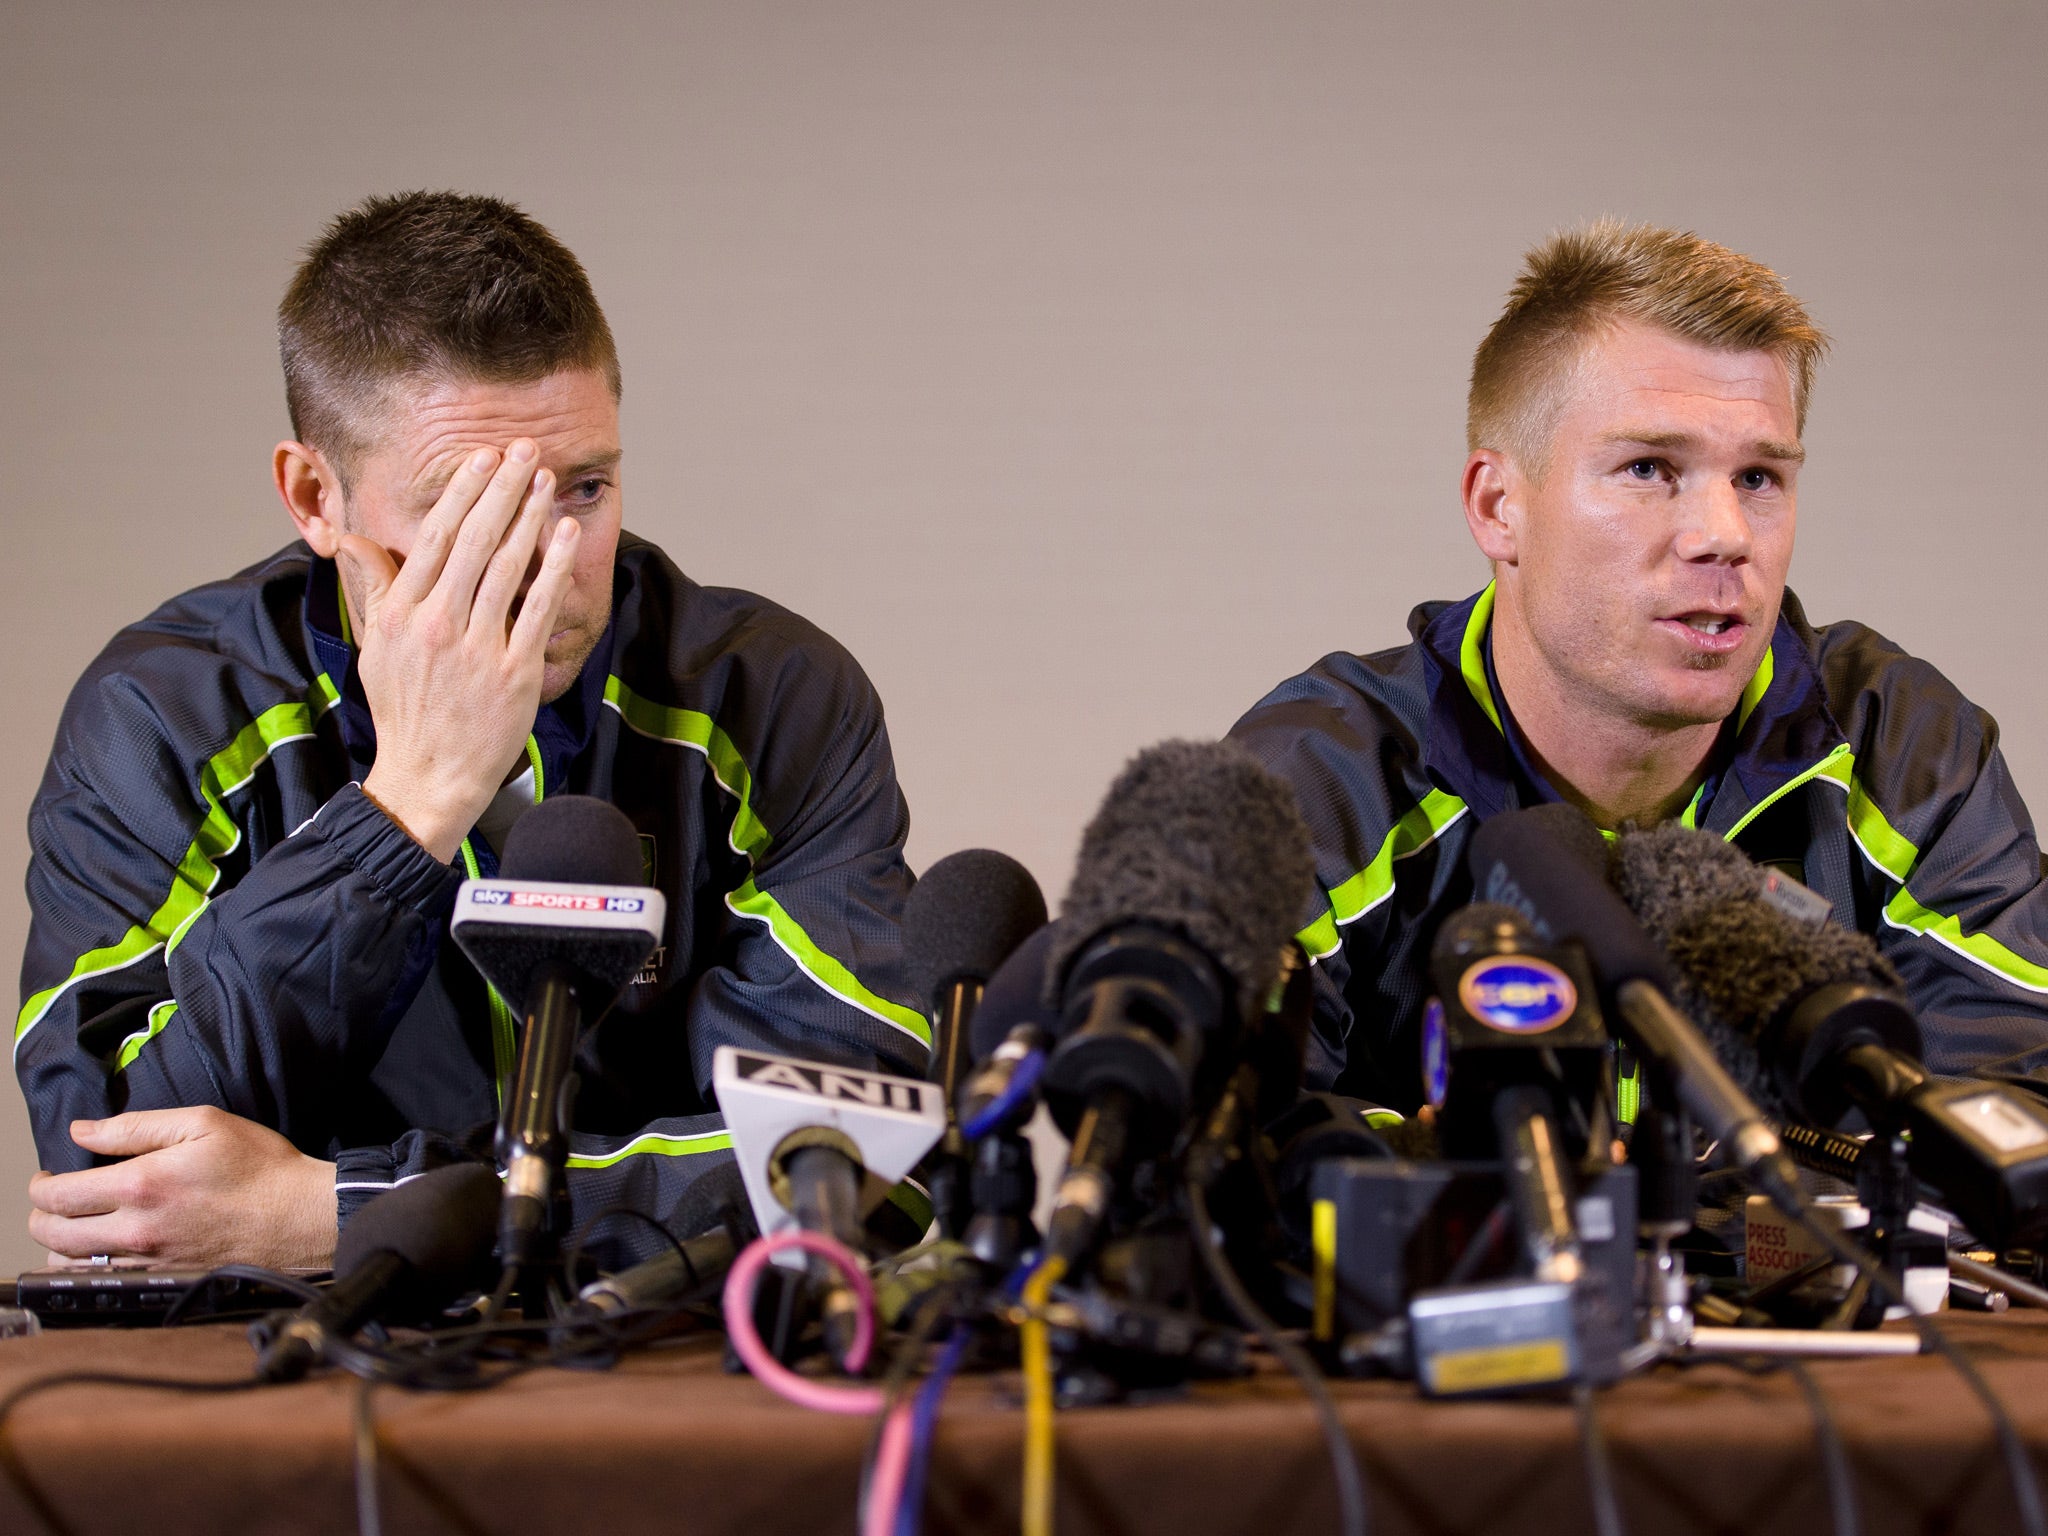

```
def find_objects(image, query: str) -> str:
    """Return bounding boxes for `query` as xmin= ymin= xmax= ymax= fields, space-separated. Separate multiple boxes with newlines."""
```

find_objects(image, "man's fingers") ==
xmin=385 ymin=446 xmax=501 ymax=609
xmin=508 ymin=516 xmax=581 ymax=657
xmin=29 ymin=1208 xmax=149 ymax=1261
xmin=69 ymin=1107 xmax=214 ymax=1158
xmin=28 ymin=1167 xmax=124 ymax=1218
xmin=471 ymin=468 xmax=555 ymax=635
xmin=336 ymin=534 xmax=399 ymax=622
xmin=430 ymin=439 xmax=541 ymax=619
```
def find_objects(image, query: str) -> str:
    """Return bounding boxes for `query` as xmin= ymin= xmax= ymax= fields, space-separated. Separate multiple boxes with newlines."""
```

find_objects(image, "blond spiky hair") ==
xmin=1467 ymin=220 xmax=1828 ymax=476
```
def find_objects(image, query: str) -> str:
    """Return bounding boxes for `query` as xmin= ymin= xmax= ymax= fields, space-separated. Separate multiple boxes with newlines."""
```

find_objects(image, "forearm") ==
xmin=61 ymin=786 xmax=458 ymax=1151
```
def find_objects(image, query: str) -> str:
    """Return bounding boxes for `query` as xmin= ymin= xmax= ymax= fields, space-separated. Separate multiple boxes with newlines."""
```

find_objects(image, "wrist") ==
xmin=361 ymin=767 xmax=472 ymax=863
xmin=292 ymin=1157 xmax=339 ymax=1270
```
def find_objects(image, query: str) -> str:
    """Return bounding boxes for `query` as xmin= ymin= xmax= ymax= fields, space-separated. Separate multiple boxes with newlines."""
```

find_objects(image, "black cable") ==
xmin=1441 ymin=1198 xmax=1511 ymax=1289
xmin=1782 ymin=1358 xmax=1861 ymax=1536
xmin=560 ymin=1204 xmax=693 ymax=1300
xmin=1570 ymin=1383 xmax=1627 ymax=1536
xmin=353 ymin=1375 xmax=382 ymax=1536
xmin=160 ymin=1263 xmax=327 ymax=1328
xmin=1186 ymin=1178 xmax=1370 ymax=1536
xmin=1783 ymin=1202 xmax=2046 ymax=1536
xmin=0 ymin=1370 xmax=266 ymax=1536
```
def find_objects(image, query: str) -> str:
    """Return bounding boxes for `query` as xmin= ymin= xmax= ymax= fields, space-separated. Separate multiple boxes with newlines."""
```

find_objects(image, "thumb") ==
xmin=336 ymin=533 xmax=398 ymax=624
xmin=70 ymin=1108 xmax=211 ymax=1158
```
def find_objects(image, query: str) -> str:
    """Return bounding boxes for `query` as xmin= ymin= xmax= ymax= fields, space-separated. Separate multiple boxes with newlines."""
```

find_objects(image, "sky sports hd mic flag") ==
xmin=451 ymin=796 xmax=666 ymax=1266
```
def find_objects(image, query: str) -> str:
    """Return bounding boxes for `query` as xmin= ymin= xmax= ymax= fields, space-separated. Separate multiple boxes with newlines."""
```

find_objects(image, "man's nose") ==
xmin=1674 ymin=478 xmax=1752 ymax=563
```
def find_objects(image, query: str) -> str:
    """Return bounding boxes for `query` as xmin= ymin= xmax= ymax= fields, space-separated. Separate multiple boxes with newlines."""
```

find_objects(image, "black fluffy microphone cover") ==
xmin=335 ymin=1162 xmax=503 ymax=1321
xmin=1614 ymin=823 xmax=1900 ymax=1111
xmin=500 ymin=795 xmax=644 ymax=886
xmin=903 ymin=849 xmax=1048 ymax=1006
xmin=1043 ymin=739 xmax=1314 ymax=1010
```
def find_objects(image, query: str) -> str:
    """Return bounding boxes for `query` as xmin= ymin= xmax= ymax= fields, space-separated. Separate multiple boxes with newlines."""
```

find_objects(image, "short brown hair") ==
xmin=279 ymin=191 xmax=620 ymax=483
xmin=1468 ymin=220 xmax=1827 ymax=475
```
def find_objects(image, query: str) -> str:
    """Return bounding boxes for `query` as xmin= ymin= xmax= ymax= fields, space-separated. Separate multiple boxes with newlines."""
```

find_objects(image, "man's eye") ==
xmin=1737 ymin=469 xmax=1776 ymax=493
xmin=564 ymin=478 xmax=609 ymax=506
xmin=1626 ymin=459 xmax=1662 ymax=481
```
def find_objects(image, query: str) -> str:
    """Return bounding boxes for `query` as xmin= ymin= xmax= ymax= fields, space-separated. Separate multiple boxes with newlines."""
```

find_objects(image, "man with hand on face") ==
xmin=1230 ymin=221 xmax=2048 ymax=1110
xmin=18 ymin=192 xmax=928 ymax=1268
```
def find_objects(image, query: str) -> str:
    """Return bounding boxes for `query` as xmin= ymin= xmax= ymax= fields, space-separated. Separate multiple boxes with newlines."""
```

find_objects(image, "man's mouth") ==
xmin=1658 ymin=610 xmax=1747 ymax=654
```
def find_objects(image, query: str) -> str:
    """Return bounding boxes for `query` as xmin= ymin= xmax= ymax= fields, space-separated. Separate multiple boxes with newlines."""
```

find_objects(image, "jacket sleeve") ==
xmin=333 ymin=1113 xmax=739 ymax=1268
xmin=1228 ymin=663 xmax=1410 ymax=1097
xmin=1856 ymin=719 xmax=2048 ymax=1079
xmin=681 ymin=657 xmax=929 ymax=1093
xmin=17 ymin=663 xmax=459 ymax=1172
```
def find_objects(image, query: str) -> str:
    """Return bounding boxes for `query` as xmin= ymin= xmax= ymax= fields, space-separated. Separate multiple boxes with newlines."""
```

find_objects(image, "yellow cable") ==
xmin=1020 ymin=1254 xmax=1067 ymax=1536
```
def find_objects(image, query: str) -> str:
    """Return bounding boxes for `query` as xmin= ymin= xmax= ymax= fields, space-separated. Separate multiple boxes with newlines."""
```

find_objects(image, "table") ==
xmin=2 ymin=1313 xmax=2045 ymax=1534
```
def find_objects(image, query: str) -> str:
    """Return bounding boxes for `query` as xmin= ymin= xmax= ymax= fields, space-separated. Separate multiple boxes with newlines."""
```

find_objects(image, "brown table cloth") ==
xmin=1 ymin=1313 xmax=2045 ymax=1534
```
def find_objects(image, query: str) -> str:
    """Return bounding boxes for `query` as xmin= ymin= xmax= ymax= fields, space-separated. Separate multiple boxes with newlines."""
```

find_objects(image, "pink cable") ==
xmin=863 ymin=1402 xmax=916 ymax=1536
xmin=722 ymin=1228 xmax=887 ymax=1414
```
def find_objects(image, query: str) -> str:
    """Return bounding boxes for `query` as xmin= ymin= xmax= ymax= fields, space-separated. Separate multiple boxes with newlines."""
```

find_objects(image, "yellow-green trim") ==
xmin=727 ymin=879 xmax=932 ymax=1047
xmin=460 ymin=836 xmax=520 ymax=1096
xmin=1883 ymin=889 xmax=2048 ymax=994
xmin=603 ymin=677 xmax=770 ymax=858
xmin=566 ymin=1128 xmax=735 ymax=1170
xmin=602 ymin=674 xmax=931 ymax=1049
xmin=1615 ymin=1064 xmax=1641 ymax=1126
xmin=1459 ymin=582 xmax=1504 ymax=734
xmin=1839 ymin=766 xmax=2048 ymax=995
xmin=20 ymin=682 xmax=340 ymax=1055
xmin=1722 ymin=742 xmax=1854 ymax=844
xmin=114 ymin=1000 xmax=180 ymax=1071
xmin=1297 ymin=789 xmax=1470 ymax=961
xmin=1737 ymin=645 xmax=1775 ymax=731
xmin=1748 ymin=744 xmax=2048 ymax=996
xmin=523 ymin=734 xmax=545 ymax=804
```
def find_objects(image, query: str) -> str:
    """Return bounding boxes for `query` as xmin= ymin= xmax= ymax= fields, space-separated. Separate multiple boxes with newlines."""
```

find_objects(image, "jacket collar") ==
xmin=1414 ymin=582 xmax=1846 ymax=833
xmin=301 ymin=553 xmax=619 ymax=867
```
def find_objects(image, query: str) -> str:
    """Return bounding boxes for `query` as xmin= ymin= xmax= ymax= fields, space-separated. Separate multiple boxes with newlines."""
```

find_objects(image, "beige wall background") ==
xmin=2 ymin=0 xmax=2041 ymax=1275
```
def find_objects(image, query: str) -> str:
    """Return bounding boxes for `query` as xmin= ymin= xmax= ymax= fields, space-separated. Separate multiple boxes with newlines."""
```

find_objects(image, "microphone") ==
xmin=1614 ymin=823 xmax=2048 ymax=1248
xmin=1429 ymin=903 xmax=1610 ymax=1285
xmin=906 ymin=849 xmax=1048 ymax=1091
xmin=573 ymin=1162 xmax=756 ymax=1319
xmin=902 ymin=849 xmax=1048 ymax=1236
xmin=450 ymin=796 xmax=666 ymax=1267
xmin=255 ymin=1163 xmax=500 ymax=1381
xmin=1037 ymin=739 xmax=1314 ymax=1264
xmin=1465 ymin=804 xmax=1804 ymax=1209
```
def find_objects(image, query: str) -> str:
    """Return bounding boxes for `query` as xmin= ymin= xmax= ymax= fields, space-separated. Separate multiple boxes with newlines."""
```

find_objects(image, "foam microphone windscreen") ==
xmin=1613 ymin=823 xmax=1903 ymax=1110
xmin=903 ymin=849 xmax=1048 ymax=1006
xmin=335 ymin=1161 xmax=502 ymax=1317
xmin=1043 ymin=739 xmax=1314 ymax=1010
xmin=501 ymin=795 xmax=644 ymax=886
xmin=1466 ymin=803 xmax=1676 ymax=994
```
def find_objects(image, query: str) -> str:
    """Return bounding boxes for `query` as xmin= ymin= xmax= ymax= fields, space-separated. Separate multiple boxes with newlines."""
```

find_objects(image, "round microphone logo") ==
xmin=1456 ymin=957 xmax=1577 ymax=1034
xmin=1421 ymin=998 xmax=1449 ymax=1108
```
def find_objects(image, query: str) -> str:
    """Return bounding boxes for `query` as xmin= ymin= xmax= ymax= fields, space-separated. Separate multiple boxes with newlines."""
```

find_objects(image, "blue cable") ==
xmin=893 ymin=1325 xmax=972 ymax=1536
xmin=960 ymin=1050 xmax=1045 ymax=1141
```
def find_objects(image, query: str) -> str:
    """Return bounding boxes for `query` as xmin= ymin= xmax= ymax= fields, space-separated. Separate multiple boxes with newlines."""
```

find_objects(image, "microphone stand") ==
xmin=1619 ymin=1092 xmax=1923 ymax=1367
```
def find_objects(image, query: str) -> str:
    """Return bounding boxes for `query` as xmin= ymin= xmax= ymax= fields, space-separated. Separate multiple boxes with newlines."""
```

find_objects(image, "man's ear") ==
xmin=274 ymin=442 xmax=346 ymax=557
xmin=1462 ymin=449 xmax=1523 ymax=565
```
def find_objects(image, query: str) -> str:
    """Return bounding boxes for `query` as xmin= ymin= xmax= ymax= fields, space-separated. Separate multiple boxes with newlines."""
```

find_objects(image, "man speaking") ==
xmin=1230 ymin=221 xmax=2048 ymax=1108
xmin=17 ymin=192 xmax=927 ymax=1267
